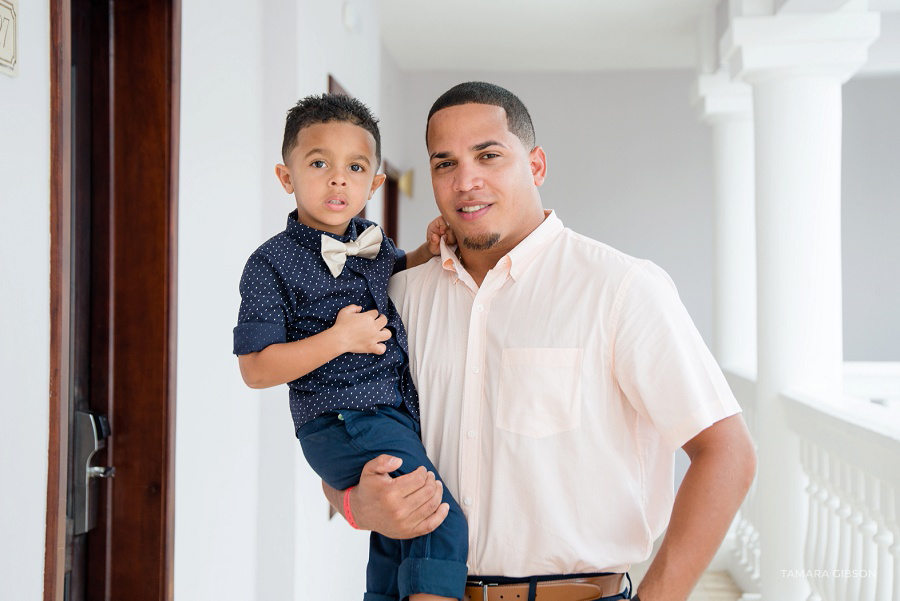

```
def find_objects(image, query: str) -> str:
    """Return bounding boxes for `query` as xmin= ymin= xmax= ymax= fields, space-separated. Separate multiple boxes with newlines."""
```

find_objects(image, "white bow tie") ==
xmin=320 ymin=225 xmax=383 ymax=278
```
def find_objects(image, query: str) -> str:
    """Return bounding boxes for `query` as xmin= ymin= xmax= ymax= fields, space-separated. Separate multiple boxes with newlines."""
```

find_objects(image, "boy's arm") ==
xmin=238 ymin=304 xmax=391 ymax=389
xmin=397 ymin=217 xmax=457 ymax=271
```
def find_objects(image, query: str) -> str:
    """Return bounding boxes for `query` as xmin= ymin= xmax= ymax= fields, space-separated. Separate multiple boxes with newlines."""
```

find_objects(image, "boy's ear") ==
xmin=368 ymin=173 xmax=387 ymax=199
xmin=275 ymin=164 xmax=294 ymax=194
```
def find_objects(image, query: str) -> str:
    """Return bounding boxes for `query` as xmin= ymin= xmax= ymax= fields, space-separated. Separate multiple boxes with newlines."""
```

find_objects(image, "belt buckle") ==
xmin=466 ymin=580 xmax=497 ymax=601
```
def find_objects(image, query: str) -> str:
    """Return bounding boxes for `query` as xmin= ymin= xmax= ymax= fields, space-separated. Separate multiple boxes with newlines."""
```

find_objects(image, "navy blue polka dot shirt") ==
xmin=234 ymin=210 xmax=419 ymax=432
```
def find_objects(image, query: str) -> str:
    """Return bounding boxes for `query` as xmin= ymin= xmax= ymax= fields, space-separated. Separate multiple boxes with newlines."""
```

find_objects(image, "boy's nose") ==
xmin=330 ymin=173 xmax=347 ymax=186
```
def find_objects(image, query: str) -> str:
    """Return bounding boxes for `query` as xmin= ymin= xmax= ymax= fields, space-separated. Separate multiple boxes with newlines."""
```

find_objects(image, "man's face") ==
xmin=426 ymin=103 xmax=546 ymax=254
xmin=275 ymin=121 xmax=384 ymax=236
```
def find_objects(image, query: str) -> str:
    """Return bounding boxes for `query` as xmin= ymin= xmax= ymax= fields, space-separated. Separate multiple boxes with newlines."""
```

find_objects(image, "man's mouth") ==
xmin=459 ymin=204 xmax=489 ymax=213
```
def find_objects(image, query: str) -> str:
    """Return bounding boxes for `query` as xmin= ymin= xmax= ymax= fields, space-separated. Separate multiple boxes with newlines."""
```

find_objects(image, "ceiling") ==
xmin=378 ymin=0 xmax=900 ymax=73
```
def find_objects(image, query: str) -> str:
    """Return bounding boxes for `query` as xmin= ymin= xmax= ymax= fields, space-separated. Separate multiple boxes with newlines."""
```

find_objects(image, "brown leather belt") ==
xmin=463 ymin=573 xmax=626 ymax=601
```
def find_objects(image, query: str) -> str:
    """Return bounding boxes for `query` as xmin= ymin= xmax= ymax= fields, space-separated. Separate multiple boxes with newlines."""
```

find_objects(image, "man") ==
xmin=325 ymin=82 xmax=756 ymax=601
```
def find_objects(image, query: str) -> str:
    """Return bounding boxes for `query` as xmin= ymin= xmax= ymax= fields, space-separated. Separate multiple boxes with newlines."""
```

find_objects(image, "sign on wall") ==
xmin=0 ymin=0 xmax=17 ymax=77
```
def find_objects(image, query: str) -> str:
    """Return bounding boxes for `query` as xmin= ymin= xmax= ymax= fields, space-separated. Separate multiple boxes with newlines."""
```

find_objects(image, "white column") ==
xmin=695 ymin=72 xmax=757 ymax=372
xmin=721 ymin=8 xmax=881 ymax=601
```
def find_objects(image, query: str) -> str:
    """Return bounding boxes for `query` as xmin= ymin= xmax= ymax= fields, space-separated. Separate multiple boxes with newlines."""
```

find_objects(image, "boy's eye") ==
xmin=349 ymin=164 xmax=363 ymax=172
xmin=311 ymin=160 xmax=326 ymax=168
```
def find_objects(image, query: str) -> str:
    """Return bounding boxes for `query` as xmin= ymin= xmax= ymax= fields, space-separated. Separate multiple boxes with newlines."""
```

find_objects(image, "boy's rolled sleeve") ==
xmin=233 ymin=252 xmax=290 ymax=355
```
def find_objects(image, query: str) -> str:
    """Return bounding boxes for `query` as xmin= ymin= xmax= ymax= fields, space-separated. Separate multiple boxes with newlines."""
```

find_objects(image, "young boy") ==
xmin=233 ymin=94 xmax=467 ymax=601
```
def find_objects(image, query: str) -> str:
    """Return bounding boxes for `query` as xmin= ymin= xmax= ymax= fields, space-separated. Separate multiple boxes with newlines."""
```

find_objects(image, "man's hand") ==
xmin=331 ymin=305 xmax=392 ymax=355
xmin=425 ymin=216 xmax=456 ymax=255
xmin=325 ymin=454 xmax=449 ymax=539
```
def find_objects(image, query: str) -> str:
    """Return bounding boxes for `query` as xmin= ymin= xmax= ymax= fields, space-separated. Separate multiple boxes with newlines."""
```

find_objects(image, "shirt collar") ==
xmin=439 ymin=210 xmax=563 ymax=283
xmin=284 ymin=209 xmax=365 ymax=253
xmin=506 ymin=210 xmax=562 ymax=281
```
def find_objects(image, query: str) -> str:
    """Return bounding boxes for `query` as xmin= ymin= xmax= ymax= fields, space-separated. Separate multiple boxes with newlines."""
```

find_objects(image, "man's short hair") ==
xmin=426 ymin=82 xmax=536 ymax=150
xmin=282 ymin=94 xmax=381 ymax=166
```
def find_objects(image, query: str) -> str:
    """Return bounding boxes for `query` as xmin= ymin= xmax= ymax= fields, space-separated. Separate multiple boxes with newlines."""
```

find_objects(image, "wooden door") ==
xmin=46 ymin=1 xmax=180 ymax=599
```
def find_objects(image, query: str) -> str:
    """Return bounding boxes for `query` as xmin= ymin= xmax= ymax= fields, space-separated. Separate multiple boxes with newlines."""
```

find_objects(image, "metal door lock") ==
xmin=88 ymin=466 xmax=116 ymax=478
xmin=74 ymin=411 xmax=114 ymax=535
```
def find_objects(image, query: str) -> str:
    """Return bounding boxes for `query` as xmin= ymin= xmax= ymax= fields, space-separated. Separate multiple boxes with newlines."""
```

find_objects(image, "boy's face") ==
xmin=276 ymin=121 xmax=385 ymax=236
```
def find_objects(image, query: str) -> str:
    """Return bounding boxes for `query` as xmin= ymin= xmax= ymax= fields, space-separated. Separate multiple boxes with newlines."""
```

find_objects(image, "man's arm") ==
xmin=635 ymin=414 xmax=756 ymax=601
xmin=238 ymin=304 xmax=391 ymax=389
xmin=322 ymin=454 xmax=449 ymax=539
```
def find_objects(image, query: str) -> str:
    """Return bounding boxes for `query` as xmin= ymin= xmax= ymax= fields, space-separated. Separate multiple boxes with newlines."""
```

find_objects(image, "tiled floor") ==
xmin=629 ymin=540 xmax=744 ymax=601
xmin=687 ymin=571 xmax=743 ymax=601
xmin=628 ymin=569 xmax=743 ymax=601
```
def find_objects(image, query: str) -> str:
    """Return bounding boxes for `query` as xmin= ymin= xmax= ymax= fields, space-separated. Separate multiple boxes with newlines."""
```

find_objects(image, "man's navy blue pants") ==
xmin=298 ymin=404 xmax=468 ymax=601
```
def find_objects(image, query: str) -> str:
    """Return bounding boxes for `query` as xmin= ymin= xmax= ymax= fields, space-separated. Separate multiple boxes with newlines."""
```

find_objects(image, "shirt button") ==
xmin=472 ymin=367 xmax=480 ymax=374
xmin=464 ymin=497 xmax=473 ymax=506
xmin=467 ymin=430 xmax=476 ymax=439
xmin=476 ymin=304 xmax=484 ymax=312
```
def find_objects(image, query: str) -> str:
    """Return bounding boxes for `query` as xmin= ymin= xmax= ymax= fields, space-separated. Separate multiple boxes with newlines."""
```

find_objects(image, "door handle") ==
xmin=74 ymin=410 xmax=114 ymax=535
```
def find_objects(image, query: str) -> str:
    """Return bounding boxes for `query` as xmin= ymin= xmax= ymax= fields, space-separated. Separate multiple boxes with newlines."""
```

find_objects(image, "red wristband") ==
xmin=343 ymin=486 xmax=360 ymax=529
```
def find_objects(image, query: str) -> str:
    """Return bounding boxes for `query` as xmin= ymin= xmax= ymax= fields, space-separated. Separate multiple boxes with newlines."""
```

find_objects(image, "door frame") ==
xmin=45 ymin=1 xmax=180 ymax=599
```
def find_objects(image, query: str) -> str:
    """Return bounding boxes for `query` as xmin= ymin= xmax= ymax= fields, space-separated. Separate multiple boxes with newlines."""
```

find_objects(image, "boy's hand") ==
xmin=332 ymin=304 xmax=392 ymax=354
xmin=425 ymin=216 xmax=457 ymax=256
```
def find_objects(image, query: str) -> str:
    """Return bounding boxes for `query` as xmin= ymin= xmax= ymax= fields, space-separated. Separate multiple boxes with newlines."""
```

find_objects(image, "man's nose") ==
xmin=453 ymin=162 xmax=482 ymax=192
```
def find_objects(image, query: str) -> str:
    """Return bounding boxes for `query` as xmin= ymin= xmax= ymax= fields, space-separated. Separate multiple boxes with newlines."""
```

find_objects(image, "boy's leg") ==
xmin=341 ymin=407 xmax=468 ymax=601
xmin=366 ymin=533 xmax=401 ymax=601
xmin=298 ymin=413 xmax=401 ymax=601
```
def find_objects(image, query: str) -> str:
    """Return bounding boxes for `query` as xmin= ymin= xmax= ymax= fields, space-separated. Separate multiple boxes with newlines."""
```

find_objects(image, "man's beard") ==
xmin=462 ymin=233 xmax=500 ymax=251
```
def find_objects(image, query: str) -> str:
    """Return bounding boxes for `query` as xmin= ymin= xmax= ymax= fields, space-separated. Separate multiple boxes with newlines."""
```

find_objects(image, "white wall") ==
xmin=178 ymin=1 xmax=381 ymax=599
xmin=0 ymin=2 xmax=51 ymax=599
xmin=177 ymin=0 xmax=266 ymax=598
xmin=395 ymin=70 xmax=716 ymax=344
xmin=842 ymin=75 xmax=900 ymax=362
xmin=379 ymin=48 xmax=413 ymax=246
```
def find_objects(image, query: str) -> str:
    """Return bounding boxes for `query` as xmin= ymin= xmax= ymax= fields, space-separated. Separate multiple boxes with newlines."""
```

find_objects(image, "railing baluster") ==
xmin=859 ymin=473 xmax=880 ymax=601
xmin=803 ymin=439 xmax=823 ymax=601
xmin=814 ymin=446 xmax=832 ymax=600
xmin=885 ymin=485 xmax=900 ymax=601
xmin=838 ymin=461 xmax=856 ymax=601
xmin=840 ymin=465 xmax=872 ymax=600
xmin=870 ymin=477 xmax=893 ymax=601
xmin=824 ymin=452 xmax=842 ymax=601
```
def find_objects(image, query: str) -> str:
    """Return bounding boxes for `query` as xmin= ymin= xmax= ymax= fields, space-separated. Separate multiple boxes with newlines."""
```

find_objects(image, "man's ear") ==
xmin=529 ymin=146 xmax=547 ymax=187
xmin=275 ymin=164 xmax=293 ymax=194
xmin=369 ymin=173 xmax=387 ymax=198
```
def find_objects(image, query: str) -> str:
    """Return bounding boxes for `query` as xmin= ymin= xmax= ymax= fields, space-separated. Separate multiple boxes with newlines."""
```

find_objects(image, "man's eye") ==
xmin=481 ymin=153 xmax=499 ymax=160
xmin=311 ymin=160 xmax=326 ymax=168
xmin=434 ymin=161 xmax=453 ymax=170
xmin=349 ymin=164 xmax=363 ymax=172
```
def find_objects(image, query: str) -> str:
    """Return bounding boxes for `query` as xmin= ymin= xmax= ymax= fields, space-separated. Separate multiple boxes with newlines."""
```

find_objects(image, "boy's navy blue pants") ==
xmin=297 ymin=405 xmax=468 ymax=601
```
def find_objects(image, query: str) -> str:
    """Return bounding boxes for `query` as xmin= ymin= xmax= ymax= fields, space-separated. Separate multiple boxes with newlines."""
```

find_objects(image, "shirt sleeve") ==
xmin=611 ymin=261 xmax=741 ymax=452
xmin=385 ymin=234 xmax=407 ymax=274
xmin=233 ymin=252 xmax=290 ymax=355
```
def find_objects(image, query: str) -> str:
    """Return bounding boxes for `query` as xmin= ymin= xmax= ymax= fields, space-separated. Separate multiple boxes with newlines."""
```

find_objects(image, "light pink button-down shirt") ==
xmin=389 ymin=211 xmax=740 ymax=577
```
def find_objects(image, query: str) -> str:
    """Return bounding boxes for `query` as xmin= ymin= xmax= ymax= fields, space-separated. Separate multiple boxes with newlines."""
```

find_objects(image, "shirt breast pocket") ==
xmin=496 ymin=348 xmax=584 ymax=438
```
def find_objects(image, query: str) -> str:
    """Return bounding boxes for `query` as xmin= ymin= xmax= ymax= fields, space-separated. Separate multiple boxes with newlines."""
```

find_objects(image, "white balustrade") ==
xmin=785 ymin=389 xmax=900 ymax=601
xmin=720 ymin=370 xmax=900 ymax=600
